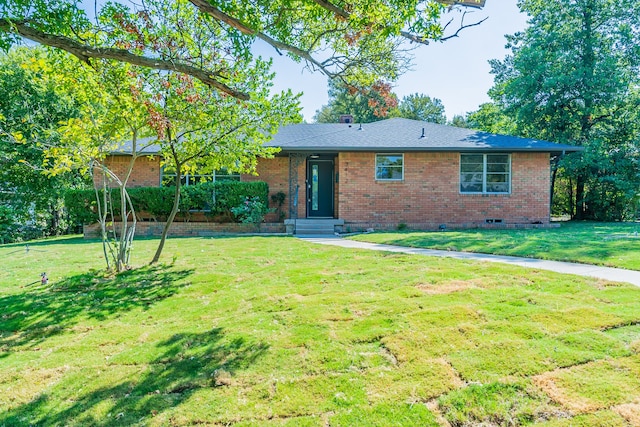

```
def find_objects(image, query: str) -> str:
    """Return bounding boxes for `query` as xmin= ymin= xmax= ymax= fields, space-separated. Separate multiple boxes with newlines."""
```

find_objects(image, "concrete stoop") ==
xmin=285 ymin=218 xmax=344 ymax=235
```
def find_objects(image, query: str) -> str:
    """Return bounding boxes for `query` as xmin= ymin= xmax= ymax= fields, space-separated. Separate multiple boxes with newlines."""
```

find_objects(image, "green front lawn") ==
xmin=1 ymin=235 xmax=640 ymax=426
xmin=350 ymin=221 xmax=640 ymax=270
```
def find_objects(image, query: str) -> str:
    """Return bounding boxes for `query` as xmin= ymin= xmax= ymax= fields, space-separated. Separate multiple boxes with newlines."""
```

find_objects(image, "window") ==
xmin=161 ymin=169 xmax=240 ymax=186
xmin=376 ymin=154 xmax=404 ymax=181
xmin=460 ymin=154 xmax=511 ymax=194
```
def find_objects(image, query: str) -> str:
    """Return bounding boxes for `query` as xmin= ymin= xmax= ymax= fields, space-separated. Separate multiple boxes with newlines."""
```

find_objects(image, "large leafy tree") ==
xmin=1 ymin=0 xmax=486 ymax=98
xmin=39 ymin=3 xmax=301 ymax=267
xmin=0 ymin=47 xmax=85 ymax=240
xmin=314 ymin=80 xmax=399 ymax=123
xmin=396 ymin=93 xmax=446 ymax=123
xmin=314 ymin=81 xmax=446 ymax=124
xmin=140 ymin=62 xmax=300 ymax=263
xmin=464 ymin=102 xmax=515 ymax=134
xmin=489 ymin=0 xmax=640 ymax=220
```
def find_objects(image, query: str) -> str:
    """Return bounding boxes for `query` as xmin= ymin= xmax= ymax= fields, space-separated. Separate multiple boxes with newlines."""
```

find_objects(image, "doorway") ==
xmin=307 ymin=159 xmax=334 ymax=217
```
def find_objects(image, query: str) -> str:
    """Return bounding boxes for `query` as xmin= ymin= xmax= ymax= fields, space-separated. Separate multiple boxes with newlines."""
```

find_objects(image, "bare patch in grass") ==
xmin=0 ymin=367 xmax=69 ymax=408
xmin=416 ymin=279 xmax=484 ymax=295
xmin=534 ymin=372 xmax=596 ymax=413
xmin=613 ymin=400 xmax=640 ymax=426
xmin=533 ymin=356 xmax=640 ymax=414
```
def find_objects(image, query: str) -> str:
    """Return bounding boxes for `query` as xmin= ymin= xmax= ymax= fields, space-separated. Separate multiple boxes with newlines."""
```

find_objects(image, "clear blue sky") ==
xmin=262 ymin=1 xmax=528 ymax=121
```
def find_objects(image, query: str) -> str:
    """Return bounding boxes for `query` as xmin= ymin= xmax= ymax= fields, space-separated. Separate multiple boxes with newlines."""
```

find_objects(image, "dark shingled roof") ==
xmin=266 ymin=118 xmax=582 ymax=154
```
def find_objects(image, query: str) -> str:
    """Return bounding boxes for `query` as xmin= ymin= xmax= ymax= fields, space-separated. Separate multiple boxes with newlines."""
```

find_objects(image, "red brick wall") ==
xmin=94 ymin=155 xmax=161 ymax=188
xmin=84 ymin=222 xmax=285 ymax=238
xmin=96 ymin=151 xmax=551 ymax=228
xmin=337 ymin=152 xmax=551 ymax=228
xmin=243 ymin=156 xmax=307 ymax=220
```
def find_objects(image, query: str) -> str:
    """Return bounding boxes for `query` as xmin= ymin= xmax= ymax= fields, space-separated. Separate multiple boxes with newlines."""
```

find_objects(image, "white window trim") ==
xmin=459 ymin=153 xmax=511 ymax=195
xmin=375 ymin=153 xmax=404 ymax=181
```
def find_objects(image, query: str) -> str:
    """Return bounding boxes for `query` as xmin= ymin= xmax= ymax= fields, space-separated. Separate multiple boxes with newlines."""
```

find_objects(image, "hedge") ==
xmin=65 ymin=181 xmax=269 ymax=225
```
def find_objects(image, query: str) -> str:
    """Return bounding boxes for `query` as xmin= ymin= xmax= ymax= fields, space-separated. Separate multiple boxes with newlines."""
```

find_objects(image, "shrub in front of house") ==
xmin=65 ymin=181 xmax=269 ymax=225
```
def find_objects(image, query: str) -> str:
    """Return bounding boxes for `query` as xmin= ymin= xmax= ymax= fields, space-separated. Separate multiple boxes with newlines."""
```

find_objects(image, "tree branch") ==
xmin=439 ymin=11 xmax=488 ymax=42
xmin=0 ymin=19 xmax=250 ymax=100
xmin=188 ymin=0 xmax=339 ymax=78
xmin=308 ymin=0 xmax=488 ymax=46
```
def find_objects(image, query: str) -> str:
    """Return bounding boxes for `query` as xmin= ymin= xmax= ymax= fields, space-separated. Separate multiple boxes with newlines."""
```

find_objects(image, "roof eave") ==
xmin=273 ymin=146 xmax=584 ymax=154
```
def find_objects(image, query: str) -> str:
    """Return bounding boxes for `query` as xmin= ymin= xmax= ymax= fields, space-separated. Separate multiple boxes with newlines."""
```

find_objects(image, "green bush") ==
xmin=65 ymin=181 xmax=269 ymax=224
xmin=231 ymin=196 xmax=270 ymax=224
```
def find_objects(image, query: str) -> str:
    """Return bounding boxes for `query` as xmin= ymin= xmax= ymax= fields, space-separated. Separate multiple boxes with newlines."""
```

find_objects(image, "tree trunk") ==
xmin=575 ymin=176 xmax=586 ymax=220
xmin=151 ymin=167 xmax=182 ymax=264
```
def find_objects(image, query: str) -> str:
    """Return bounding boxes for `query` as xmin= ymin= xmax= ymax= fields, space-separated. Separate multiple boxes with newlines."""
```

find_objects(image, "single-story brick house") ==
xmin=100 ymin=118 xmax=581 ymax=234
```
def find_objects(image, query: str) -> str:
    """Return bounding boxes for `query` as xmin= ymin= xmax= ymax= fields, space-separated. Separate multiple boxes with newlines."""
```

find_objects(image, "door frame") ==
xmin=306 ymin=157 xmax=335 ymax=218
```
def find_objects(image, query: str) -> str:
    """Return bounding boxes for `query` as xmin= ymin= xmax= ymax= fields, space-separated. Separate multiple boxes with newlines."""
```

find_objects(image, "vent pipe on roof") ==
xmin=420 ymin=128 xmax=425 ymax=138
xmin=358 ymin=123 xmax=363 ymax=131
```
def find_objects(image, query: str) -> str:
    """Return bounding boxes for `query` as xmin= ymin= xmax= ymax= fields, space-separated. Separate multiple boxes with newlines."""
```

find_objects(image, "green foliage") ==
xmin=396 ymin=93 xmax=446 ymax=124
xmin=231 ymin=196 xmax=270 ymax=224
xmin=465 ymin=102 xmax=516 ymax=134
xmin=314 ymin=82 xmax=448 ymax=125
xmin=0 ymin=47 xmax=88 ymax=238
xmin=0 ymin=205 xmax=20 ymax=243
xmin=314 ymin=80 xmax=398 ymax=123
xmin=0 ymin=0 xmax=453 ymax=93
xmin=65 ymin=181 xmax=269 ymax=224
xmin=488 ymin=0 xmax=640 ymax=220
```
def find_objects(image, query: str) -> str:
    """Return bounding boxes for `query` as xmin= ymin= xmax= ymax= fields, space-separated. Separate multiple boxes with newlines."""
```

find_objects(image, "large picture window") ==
xmin=460 ymin=154 xmax=511 ymax=194
xmin=161 ymin=169 xmax=240 ymax=186
xmin=376 ymin=154 xmax=404 ymax=181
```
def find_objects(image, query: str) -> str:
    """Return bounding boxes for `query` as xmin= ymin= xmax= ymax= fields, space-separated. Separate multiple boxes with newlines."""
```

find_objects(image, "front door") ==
xmin=307 ymin=159 xmax=334 ymax=217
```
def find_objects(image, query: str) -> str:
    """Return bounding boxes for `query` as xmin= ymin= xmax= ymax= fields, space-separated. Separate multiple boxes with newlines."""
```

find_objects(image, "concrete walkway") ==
xmin=298 ymin=236 xmax=640 ymax=288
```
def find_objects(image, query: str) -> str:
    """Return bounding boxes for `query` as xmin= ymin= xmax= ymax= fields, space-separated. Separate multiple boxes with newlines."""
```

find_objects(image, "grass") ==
xmin=349 ymin=221 xmax=640 ymax=270
xmin=1 ymin=234 xmax=640 ymax=425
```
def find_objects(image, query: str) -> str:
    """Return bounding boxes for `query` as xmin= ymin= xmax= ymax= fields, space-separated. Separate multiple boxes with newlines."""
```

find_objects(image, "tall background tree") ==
xmin=488 ymin=0 xmax=640 ymax=220
xmin=0 ymin=47 xmax=86 ymax=242
xmin=314 ymin=80 xmax=399 ymax=123
xmin=314 ymin=81 xmax=446 ymax=124
xmin=396 ymin=93 xmax=446 ymax=124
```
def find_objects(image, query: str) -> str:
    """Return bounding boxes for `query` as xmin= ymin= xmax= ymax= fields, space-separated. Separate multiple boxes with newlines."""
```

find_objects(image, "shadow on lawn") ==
xmin=0 ymin=264 xmax=193 ymax=352
xmin=0 ymin=328 xmax=269 ymax=426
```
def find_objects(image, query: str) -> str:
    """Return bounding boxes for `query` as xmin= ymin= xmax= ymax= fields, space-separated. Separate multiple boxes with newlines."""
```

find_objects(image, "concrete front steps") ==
xmin=285 ymin=218 xmax=344 ymax=235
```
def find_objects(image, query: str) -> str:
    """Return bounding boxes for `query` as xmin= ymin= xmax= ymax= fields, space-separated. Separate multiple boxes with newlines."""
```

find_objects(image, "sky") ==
xmin=76 ymin=0 xmax=529 ymax=122
xmin=261 ymin=1 xmax=529 ymax=122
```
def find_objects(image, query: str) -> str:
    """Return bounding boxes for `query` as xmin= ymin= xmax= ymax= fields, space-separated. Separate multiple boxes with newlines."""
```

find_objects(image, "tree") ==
xmin=139 ymin=62 xmax=300 ymax=263
xmin=0 ymin=47 xmax=85 ymax=240
xmin=45 ymin=53 xmax=154 ymax=271
xmin=396 ymin=93 xmax=446 ymax=123
xmin=37 ymin=5 xmax=301 ymax=267
xmin=1 ymin=0 xmax=486 ymax=100
xmin=314 ymin=80 xmax=398 ymax=123
xmin=464 ymin=102 xmax=515 ymax=134
xmin=488 ymin=0 xmax=640 ymax=220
